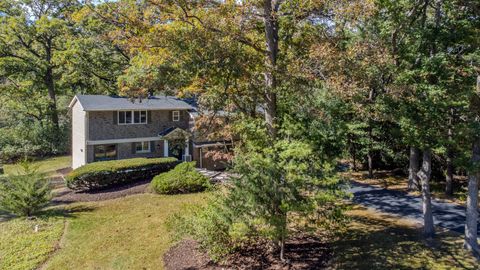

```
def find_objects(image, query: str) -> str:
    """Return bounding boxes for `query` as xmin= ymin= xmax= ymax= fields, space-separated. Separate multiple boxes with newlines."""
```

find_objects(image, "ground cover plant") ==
xmin=151 ymin=162 xmax=211 ymax=194
xmin=65 ymin=157 xmax=179 ymax=190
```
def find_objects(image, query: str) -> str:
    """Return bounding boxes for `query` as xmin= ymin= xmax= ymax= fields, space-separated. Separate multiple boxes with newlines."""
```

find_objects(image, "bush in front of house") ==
xmin=65 ymin=157 xmax=179 ymax=190
xmin=0 ymin=163 xmax=52 ymax=216
xmin=151 ymin=162 xmax=211 ymax=194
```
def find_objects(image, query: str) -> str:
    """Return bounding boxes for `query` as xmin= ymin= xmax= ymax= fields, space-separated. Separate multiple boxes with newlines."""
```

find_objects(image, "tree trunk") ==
xmin=352 ymin=143 xmax=357 ymax=171
xmin=417 ymin=149 xmax=435 ymax=238
xmin=279 ymin=231 xmax=285 ymax=262
xmin=445 ymin=108 xmax=454 ymax=196
xmin=408 ymin=147 xmax=420 ymax=191
xmin=45 ymin=67 xmax=59 ymax=130
xmin=464 ymin=74 xmax=480 ymax=258
xmin=367 ymin=152 xmax=374 ymax=178
xmin=44 ymin=38 xmax=59 ymax=131
xmin=445 ymin=147 xmax=454 ymax=196
xmin=464 ymin=138 xmax=480 ymax=258
xmin=263 ymin=0 xmax=279 ymax=139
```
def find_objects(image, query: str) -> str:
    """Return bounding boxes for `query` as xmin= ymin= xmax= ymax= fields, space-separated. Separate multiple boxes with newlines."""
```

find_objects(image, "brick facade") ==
xmin=88 ymin=110 xmax=190 ymax=140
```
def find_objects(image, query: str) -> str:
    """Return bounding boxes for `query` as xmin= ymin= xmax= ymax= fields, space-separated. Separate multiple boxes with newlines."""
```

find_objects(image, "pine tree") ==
xmin=0 ymin=162 xmax=51 ymax=217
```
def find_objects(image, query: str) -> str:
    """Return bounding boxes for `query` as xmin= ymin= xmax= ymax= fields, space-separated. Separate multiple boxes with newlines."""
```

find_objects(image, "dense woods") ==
xmin=0 ymin=0 xmax=479 ymax=260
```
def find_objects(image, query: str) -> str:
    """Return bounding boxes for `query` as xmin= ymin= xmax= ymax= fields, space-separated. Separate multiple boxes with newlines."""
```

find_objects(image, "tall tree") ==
xmin=465 ymin=74 xmax=480 ymax=258
xmin=0 ymin=0 xmax=78 ymax=130
xmin=417 ymin=148 xmax=435 ymax=237
xmin=92 ymin=0 xmax=371 ymax=260
xmin=408 ymin=147 xmax=420 ymax=190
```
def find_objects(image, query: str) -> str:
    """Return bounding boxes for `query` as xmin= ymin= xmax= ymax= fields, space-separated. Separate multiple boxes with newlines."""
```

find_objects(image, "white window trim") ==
xmin=172 ymin=110 xmax=180 ymax=122
xmin=118 ymin=110 xmax=148 ymax=125
xmin=135 ymin=141 xmax=151 ymax=153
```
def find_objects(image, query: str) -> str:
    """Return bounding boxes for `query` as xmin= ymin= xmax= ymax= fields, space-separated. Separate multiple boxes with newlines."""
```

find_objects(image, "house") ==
xmin=68 ymin=95 xmax=232 ymax=170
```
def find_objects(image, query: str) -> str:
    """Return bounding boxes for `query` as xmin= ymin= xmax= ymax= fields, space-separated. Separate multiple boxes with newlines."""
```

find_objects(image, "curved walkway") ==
xmin=351 ymin=181 xmax=479 ymax=234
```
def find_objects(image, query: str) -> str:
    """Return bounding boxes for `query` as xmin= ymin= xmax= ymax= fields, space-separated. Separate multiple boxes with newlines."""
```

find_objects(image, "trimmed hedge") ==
xmin=66 ymin=158 xmax=179 ymax=190
xmin=151 ymin=162 xmax=211 ymax=194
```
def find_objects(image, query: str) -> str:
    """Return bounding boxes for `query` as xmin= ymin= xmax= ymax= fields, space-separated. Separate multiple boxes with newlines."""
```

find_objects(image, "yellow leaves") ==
xmin=70 ymin=6 xmax=92 ymax=24
xmin=180 ymin=78 xmax=207 ymax=96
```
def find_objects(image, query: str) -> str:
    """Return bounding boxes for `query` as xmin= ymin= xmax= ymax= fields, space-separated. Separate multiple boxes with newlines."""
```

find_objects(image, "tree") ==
xmin=88 ymin=0 xmax=368 ymax=260
xmin=61 ymin=2 xmax=132 ymax=94
xmin=373 ymin=0 xmax=478 ymax=238
xmin=408 ymin=147 xmax=420 ymax=190
xmin=0 ymin=162 xmax=51 ymax=217
xmin=417 ymin=148 xmax=435 ymax=237
xmin=0 ymin=0 xmax=79 ymax=130
xmin=464 ymin=74 xmax=480 ymax=258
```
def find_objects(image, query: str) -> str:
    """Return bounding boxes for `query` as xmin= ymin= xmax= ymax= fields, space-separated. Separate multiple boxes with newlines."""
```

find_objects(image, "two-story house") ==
xmin=69 ymin=94 xmax=230 ymax=170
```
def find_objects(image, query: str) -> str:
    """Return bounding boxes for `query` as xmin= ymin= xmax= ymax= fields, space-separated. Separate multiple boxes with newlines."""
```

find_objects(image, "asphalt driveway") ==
xmin=350 ymin=181 xmax=479 ymax=234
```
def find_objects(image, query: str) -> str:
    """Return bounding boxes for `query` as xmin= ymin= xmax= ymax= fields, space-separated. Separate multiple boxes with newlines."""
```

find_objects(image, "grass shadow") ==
xmin=0 ymin=205 xmax=97 ymax=223
xmin=332 ymin=212 xmax=477 ymax=269
xmin=38 ymin=205 xmax=96 ymax=219
xmin=0 ymin=210 xmax=15 ymax=222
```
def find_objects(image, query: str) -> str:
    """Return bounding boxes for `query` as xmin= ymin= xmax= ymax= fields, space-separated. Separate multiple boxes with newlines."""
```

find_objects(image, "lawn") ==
xmin=332 ymin=206 xmax=477 ymax=269
xmin=43 ymin=193 xmax=208 ymax=270
xmin=0 ymin=156 xmax=477 ymax=270
xmin=3 ymin=156 xmax=71 ymax=176
xmin=1 ymin=194 xmax=476 ymax=270
xmin=0 ymin=193 xmax=207 ymax=270
xmin=0 ymin=214 xmax=65 ymax=270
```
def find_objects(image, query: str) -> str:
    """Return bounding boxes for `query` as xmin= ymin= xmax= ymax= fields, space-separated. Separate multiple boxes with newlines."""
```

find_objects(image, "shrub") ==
xmin=0 ymin=163 xmax=51 ymax=216
xmin=65 ymin=157 xmax=179 ymax=190
xmin=166 ymin=196 xmax=238 ymax=260
xmin=151 ymin=162 xmax=211 ymax=194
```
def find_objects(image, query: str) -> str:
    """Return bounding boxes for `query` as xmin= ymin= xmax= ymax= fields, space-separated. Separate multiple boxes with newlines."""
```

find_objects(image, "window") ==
xmin=135 ymin=141 xmax=151 ymax=153
xmin=172 ymin=111 xmax=180 ymax=122
xmin=94 ymin=144 xmax=117 ymax=161
xmin=118 ymin=111 xmax=147 ymax=124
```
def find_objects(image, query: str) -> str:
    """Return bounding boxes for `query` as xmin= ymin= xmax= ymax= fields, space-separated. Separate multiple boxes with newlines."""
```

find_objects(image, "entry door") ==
xmin=169 ymin=143 xmax=184 ymax=160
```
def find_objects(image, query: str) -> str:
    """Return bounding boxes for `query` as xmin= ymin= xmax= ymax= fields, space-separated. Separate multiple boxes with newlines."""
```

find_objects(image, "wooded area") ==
xmin=0 ymin=0 xmax=479 ymax=260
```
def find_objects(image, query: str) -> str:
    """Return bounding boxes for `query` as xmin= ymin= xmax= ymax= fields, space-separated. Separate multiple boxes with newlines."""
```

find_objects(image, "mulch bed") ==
xmin=52 ymin=180 xmax=151 ymax=203
xmin=164 ymin=235 xmax=332 ymax=270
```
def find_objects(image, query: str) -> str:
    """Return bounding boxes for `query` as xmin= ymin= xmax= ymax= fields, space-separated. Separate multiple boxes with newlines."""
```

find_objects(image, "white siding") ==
xmin=71 ymin=100 xmax=86 ymax=169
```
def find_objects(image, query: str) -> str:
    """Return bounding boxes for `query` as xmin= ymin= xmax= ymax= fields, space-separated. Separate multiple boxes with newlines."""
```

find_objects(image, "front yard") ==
xmin=2 ymin=196 xmax=476 ymax=269
xmin=0 ymin=156 xmax=478 ymax=269
xmin=1 ymin=193 xmax=208 ymax=270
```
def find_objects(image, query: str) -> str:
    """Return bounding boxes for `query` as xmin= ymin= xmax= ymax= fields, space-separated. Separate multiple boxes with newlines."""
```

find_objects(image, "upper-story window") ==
xmin=172 ymin=111 xmax=180 ymax=122
xmin=118 ymin=110 xmax=147 ymax=125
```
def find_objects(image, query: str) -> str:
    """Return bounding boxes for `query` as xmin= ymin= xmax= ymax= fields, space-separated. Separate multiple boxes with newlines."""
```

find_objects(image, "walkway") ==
xmin=351 ymin=181 xmax=479 ymax=234
xmin=196 ymin=168 xmax=233 ymax=184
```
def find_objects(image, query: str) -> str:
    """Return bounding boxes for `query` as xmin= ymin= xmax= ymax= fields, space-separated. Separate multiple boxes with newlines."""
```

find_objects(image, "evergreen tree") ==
xmin=0 ymin=162 xmax=51 ymax=217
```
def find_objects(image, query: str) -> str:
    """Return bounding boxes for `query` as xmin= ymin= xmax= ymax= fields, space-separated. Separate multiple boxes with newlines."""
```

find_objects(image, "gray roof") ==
xmin=71 ymin=95 xmax=193 ymax=111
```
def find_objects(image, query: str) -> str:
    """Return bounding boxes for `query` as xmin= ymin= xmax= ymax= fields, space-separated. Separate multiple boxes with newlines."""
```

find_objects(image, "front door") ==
xmin=168 ymin=140 xmax=184 ymax=160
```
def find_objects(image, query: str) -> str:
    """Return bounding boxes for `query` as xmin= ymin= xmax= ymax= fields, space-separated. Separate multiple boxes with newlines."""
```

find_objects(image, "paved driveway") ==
xmin=351 ymin=181 xmax=479 ymax=234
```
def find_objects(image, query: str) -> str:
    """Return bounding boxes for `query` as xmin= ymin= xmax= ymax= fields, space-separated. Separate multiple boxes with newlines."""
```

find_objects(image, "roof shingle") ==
xmin=71 ymin=95 xmax=193 ymax=111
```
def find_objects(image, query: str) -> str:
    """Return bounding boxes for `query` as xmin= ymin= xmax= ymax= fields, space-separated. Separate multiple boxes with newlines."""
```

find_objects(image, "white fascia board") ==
xmin=87 ymin=137 xmax=160 ymax=145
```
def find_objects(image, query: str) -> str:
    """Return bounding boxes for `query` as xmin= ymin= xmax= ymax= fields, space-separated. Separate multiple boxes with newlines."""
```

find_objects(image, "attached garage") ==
xmin=193 ymin=142 xmax=232 ymax=171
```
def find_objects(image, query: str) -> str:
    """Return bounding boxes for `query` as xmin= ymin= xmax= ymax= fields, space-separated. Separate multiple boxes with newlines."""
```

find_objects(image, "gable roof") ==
xmin=158 ymin=127 xmax=191 ymax=140
xmin=69 ymin=95 xmax=193 ymax=111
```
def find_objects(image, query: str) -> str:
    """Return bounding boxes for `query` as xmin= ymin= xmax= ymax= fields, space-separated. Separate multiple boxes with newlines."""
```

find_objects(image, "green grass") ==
xmin=0 ymin=214 xmax=65 ymax=270
xmin=331 ymin=207 xmax=477 ymax=269
xmin=3 ymin=156 xmax=71 ymax=176
xmin=44 ymin=193 xmax=208 ymax=270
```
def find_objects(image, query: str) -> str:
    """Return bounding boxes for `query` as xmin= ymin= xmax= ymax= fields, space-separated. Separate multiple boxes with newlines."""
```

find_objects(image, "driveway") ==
xmin=351 ymin=181 xmax=479 ymax=234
